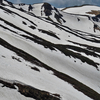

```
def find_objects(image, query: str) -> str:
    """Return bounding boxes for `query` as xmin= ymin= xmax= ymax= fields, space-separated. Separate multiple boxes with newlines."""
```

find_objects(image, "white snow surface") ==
xmin=62 ymin=5 xmax=100 ymax=16
xmin=0 ymin=1 xmax=100 ymax=100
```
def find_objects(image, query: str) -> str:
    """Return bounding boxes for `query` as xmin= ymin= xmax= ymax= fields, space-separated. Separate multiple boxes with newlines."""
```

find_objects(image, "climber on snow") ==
xmin=28 ymin=4 xmax=33 ymax=11
xmin=0 ymin=0 xmax=3 ymax=4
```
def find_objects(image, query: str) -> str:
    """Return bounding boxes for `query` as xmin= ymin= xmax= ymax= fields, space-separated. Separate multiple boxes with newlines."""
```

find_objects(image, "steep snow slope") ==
xmin=0 ymin=0 xmax=100 ymax=100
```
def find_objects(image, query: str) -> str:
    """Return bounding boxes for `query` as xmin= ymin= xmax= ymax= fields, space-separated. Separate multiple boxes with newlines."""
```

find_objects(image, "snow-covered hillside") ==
xmin=0 ymin=0 xmax=100 ymax=100
xmin=61 ymin=5 xmax=100 ymax=16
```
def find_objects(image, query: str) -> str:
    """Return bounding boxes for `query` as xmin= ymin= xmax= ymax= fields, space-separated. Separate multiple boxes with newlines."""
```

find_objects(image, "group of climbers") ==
xmin=0 ymin=0 xmax=33 ymax=12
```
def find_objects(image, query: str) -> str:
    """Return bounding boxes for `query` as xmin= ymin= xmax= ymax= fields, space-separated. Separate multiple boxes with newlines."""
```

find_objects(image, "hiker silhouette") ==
xmin=28 ymin=4 xmax=33 ymax=11
xmin=0 ymin=0 xmax=3 ymax=4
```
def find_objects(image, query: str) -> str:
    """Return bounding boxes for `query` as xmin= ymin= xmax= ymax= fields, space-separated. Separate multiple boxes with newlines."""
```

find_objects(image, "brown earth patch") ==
xmin=87 ymin=10 xmax=100 ymax=15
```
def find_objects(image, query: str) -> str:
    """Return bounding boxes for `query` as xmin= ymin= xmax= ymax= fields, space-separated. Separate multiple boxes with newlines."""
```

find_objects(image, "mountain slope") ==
xmin=61 ymin=5 xmax=100 ymax=16
xmin=0 ymin=0 xmax=100 ymax=100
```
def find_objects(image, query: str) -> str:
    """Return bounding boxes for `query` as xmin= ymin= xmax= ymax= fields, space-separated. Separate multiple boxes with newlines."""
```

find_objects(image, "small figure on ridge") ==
xmin=0 ymin=0 xmax=3 ymax=4
xmin=28 ymin=4 xmax=33 ymax=11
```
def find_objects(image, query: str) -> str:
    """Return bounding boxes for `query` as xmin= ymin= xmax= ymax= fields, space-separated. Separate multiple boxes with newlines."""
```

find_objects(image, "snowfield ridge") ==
xmin=0 ymin=0 xmax=100 ymax=100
